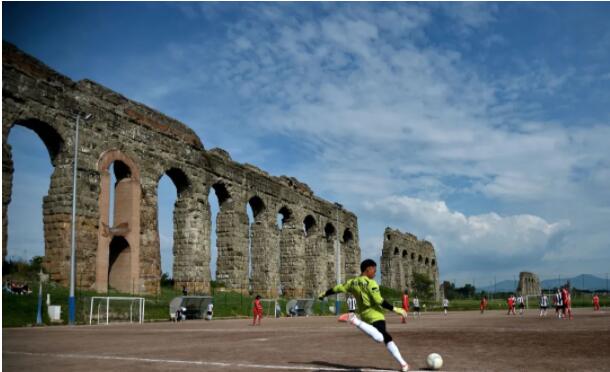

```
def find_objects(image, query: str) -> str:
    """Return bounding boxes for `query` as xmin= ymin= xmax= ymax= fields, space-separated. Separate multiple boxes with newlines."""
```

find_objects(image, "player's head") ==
xmin=255 ymin=295 xmax=261 ymax=300
xmin=404 ymin=289 xmax=409 ymax=295
xmin=360 ymin=259 xmax=377 ymax=278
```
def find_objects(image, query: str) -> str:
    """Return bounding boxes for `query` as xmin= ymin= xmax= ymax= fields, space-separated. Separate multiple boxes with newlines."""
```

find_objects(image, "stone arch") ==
xmin=425 ymin=257 xmax=430 ymax=266
xmin=96 ymin=149 xmax=141 ymax=293
xmin=3 ymin=119 xmax=65 ymax=262
xmin=411 ymin=252 xmax=415 ymax=260
xmin=418 ymin=254 xmax=423 ymax=263
xmin=303 ymin=215 xmax=316 ymax=237
xmin=431 ymin=259 xmax=436 ymax=267
xmin=402 ymin=250 xmax=408 ymax=258
xmin=248 ymin=195 xmax=266 ymax=222
xmin=324 ymin=222 xmax=336 ymax=241
xmin=211 ymin=181 xmax=231 ymax=209
xmin=394 ymin=247 xmax=399 ymax=255
xmin=277 ymin=205 xmax=293 ymax=226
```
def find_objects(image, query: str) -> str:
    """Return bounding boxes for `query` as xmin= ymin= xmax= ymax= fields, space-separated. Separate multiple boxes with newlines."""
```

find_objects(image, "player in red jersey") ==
xmin=507 ymin=295 xmax=516 ymax=315
xmin=561 ymin=286 xmax=573 ymax=320
xmin=252 ymin=295 xmax=263 ymax=326
xmin=593 ymin=294 xmax=600 ymax=311
xmin=401 ymin=290 xmax=410 ymax=323
xmin=480 ymin=296 xmax=488 ymax=314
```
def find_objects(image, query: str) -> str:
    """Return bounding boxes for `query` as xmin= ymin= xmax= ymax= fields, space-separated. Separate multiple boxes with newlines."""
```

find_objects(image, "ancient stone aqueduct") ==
xmin=380 ymin=227 xmax=441 ymax=300
xmin=2 ymin=42 xmax=362 ymax=297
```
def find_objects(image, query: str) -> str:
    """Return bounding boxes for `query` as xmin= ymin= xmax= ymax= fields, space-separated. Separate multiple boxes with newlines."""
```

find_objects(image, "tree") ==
xmin=412 ymin=273 xmax=434 ymax=299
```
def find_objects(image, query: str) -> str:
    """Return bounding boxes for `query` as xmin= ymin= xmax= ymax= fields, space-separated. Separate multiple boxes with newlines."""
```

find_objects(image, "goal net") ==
xmin=89 ymin=296 xmax=145 ymax=325
xmin=260 ymin=299 xmax=281 ymax=318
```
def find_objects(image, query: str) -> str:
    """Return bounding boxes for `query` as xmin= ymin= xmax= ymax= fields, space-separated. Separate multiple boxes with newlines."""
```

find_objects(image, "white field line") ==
xmin=4 ymin=350 xmax=416 ymax=371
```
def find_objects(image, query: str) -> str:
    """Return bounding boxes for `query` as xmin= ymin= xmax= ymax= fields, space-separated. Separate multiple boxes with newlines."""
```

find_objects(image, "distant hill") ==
xmin=476 ymin=274 xmax=608 ymax=293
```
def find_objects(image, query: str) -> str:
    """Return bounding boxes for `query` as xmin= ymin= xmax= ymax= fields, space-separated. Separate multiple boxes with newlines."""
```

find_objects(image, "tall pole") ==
xmin=68 ymin=114 xmax=81 ymax=325
xmin=69 ymin=113 xmax=91 ymax=325
xmin=334 ymin=203 xmax=342 ymax=315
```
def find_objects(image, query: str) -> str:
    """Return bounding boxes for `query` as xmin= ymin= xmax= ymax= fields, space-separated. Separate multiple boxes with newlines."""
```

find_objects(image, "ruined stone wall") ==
xmin=517 ymin=272 xmax=541 ymax=296
xmin=2 ymin=42 xmax=360 ymax=297
xmin=380 ymin=227 xmax=441 ymax=300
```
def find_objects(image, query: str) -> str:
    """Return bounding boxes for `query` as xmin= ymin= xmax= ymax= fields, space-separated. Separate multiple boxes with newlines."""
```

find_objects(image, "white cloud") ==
xmin=363 ymin=195 xmax=571 ymax=276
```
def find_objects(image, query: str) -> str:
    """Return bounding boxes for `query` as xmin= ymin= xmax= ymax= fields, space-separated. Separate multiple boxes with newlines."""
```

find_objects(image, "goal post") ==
xmin=259 ymin=299 xmax=280 ymax=317
xmin=89 ymin=296 xmax=145 ymax=325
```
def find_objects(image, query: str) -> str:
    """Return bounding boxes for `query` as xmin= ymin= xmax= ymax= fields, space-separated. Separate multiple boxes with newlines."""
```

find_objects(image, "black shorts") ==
xmin=414 ymin=306 xmax=420 ymax=312
xmin=519 ymin=303 xmax=525 ymax=309
xmin=443 ymin=306 xmax=448 ymax=310
xmin=540 ymin=306 xmax=548 ymax=310
xmin=348 ymin=310 xmax=355 ymax=313
xmin=371 ymin=320 xmax=392 ymax=344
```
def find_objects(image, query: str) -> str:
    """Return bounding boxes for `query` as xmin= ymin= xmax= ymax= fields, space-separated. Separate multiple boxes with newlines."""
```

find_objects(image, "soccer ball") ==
xmin=426 ymin=353 xmax=443 ymax=370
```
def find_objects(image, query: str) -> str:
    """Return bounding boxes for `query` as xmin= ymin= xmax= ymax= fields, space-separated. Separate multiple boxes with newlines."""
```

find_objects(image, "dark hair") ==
xmin=255 ymin=295 xmax=261 ymax=299
xmin=360 ymin=259 xmax=377 ymax=273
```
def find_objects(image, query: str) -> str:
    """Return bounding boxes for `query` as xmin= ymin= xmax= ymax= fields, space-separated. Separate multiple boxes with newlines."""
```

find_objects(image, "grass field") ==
xmin=4 ymin=280 xmax=608 ymax=327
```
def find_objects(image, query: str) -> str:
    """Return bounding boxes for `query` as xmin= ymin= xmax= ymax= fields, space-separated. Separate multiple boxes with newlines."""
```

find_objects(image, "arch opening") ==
xmin=303 ymin=215 xmax=316 ymax=237
xmin=108 ymin=236 xmax=131 ymax=292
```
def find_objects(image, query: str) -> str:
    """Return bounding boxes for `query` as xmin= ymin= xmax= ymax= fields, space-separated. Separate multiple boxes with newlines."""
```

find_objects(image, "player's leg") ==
xmin=372 ymin=320 xmax=409 ymax=371
xmin=347 ymin=316 xmax=385 ymax=343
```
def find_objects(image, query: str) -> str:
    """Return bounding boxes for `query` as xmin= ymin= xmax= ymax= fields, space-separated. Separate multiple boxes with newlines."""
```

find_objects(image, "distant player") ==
xmin=252 ymin=295 xmax=263 ymax=326
xmin=319 ymin=259 xmax=410 ymax=372
xmin=480 ymin=296 xmax=488 ymax=314
xmin=507 ymin=295 xmax=516 ymax=316
xmin=205 ymin=302 xmax=214 ymax=321
xmin=412 ymin=296 xmax=420 ymax=318
xmin=401 ymin=290 xmax=409 ymax=324
xmin=554 ymin=289 xmax=564 ymax=318
xmin=516 ymin=294 xmax=525 ymax=316
xmin=347 ymin=294 xmax=357 ymax=314
xmin=539 ymin=291 xmax=548 ymax=317
xmin=593 ymin=293 xmax=600 ymax=311
xmin=442 ymin=298 xmax=449 ymax=316
xmin=561 ymin=285 xmax=574 ymax=320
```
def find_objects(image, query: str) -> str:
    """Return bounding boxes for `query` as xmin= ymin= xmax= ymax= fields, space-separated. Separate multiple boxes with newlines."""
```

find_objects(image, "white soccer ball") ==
xmin=329 ymin=305 xmax=335 ymax=313
xmin=426 ymin=353 xmax=443 ymax=370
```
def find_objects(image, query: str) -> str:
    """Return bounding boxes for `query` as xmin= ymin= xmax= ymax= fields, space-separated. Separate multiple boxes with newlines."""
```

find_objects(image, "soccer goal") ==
xmin=89 ymin=296 xmax=145 ymax=325
xmin=286 ymin=298 xmax=315 ymax=316
xmin=260 ymin=299 xmax=281 ymax=317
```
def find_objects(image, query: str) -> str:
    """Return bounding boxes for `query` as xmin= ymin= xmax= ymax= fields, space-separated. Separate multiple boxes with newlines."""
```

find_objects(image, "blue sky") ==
xmin=3 ymin=2 xmax=610 ymax=286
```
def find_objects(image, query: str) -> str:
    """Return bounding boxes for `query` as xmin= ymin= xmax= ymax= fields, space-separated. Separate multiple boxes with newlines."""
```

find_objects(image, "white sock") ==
xmin=386 ymin=341 xmax=407 ymax=366
xmin=351 ymin=317 xmax=384 ymax=343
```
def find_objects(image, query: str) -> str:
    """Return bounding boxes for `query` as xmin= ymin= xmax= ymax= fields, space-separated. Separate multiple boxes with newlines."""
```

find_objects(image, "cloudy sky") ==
xmin=4 ymin=2 xmax=610 ymax=286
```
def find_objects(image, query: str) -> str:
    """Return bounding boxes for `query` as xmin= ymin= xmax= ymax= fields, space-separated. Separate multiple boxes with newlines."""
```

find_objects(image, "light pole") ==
xmin=334 ymin=202 xmax=342 ymax=315
xmin=69 ymin=113 xmax=92 ymax=325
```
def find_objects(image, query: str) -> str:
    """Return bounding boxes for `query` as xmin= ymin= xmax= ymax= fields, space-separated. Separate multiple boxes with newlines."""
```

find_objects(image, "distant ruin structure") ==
xmin=517 ymin=272 xmax=541 ymax=296
xmin=2 ymin=42 xmax=360 ymax=296
xmin=380 ymin=227 xmax=440 ymax=300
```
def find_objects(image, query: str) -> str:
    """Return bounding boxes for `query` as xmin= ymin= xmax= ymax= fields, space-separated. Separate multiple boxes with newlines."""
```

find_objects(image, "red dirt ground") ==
xmin=3 ymin=308 xmax=610 ymax=371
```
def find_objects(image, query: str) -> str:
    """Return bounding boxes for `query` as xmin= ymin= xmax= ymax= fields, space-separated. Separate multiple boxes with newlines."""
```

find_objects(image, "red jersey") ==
xmin=253 ymin=299 xmax=263 ymax=314
xmin=507 ymin=297 xmax=514 ymax=307
xmin=593 ymin=295 xmax=600 ymax=305
xmin=402 ymin=294 xmax=410 ymax=310
xmin=561 ymin=289 xmax=570 ymax=306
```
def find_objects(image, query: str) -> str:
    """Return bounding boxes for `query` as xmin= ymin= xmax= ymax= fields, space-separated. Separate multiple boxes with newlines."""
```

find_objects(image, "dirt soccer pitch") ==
xmin=3 ymin=308 xmax=610 ymax=372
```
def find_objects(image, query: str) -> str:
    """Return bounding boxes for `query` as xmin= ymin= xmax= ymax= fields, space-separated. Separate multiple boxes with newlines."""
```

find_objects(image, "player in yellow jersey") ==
xmin=319 ymin=259 xmax=409 ymax=371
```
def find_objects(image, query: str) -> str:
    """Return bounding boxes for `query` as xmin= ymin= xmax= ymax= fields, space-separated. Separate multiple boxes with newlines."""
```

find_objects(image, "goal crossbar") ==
xmin=89 ymin=296 xmax=145 ymax=325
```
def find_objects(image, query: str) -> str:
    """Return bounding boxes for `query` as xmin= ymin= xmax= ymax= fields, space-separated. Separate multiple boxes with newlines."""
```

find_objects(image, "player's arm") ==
xmin=369 ymin=282 xmax=406 ymax=316
xmin=318 ymin=282 xmax=348 ymax=300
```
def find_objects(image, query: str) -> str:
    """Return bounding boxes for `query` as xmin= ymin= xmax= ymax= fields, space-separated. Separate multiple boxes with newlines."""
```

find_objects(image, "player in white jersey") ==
xmin=516 ymin=294 xmax=525 ymax=316
xmin=539 ymin=292 xmax=548 ymax=317
xmin=412 ymin=296 xmax=420 ymax=318
xmin=554 ymin=290 xmax=564 ymax=318
xmin=442 ymin=298 xmax=449 ymax=316
xmin=347 ymin=294 xmax=357 ymax=314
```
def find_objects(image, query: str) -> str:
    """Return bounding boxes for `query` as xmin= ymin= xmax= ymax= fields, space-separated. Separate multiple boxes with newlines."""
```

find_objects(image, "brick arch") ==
xmin=96 ymin=149 xmax=141 ymax=293
xmin=8 ymin=118 xmax=65 ymax=165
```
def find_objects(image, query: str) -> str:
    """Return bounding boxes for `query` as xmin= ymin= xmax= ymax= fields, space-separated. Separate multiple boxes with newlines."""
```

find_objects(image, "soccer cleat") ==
xmin=401 ymin=363 xmax=409 ymax=371
xmin=338 ymin=313 xmax=354 ymax=322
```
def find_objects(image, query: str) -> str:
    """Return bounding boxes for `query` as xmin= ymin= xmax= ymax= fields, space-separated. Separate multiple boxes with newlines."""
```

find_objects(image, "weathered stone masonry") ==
xmin=380 ymin=227 xmax=441 ymax=300
xmin=2 ymin=42 xmax=360 ymax=296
